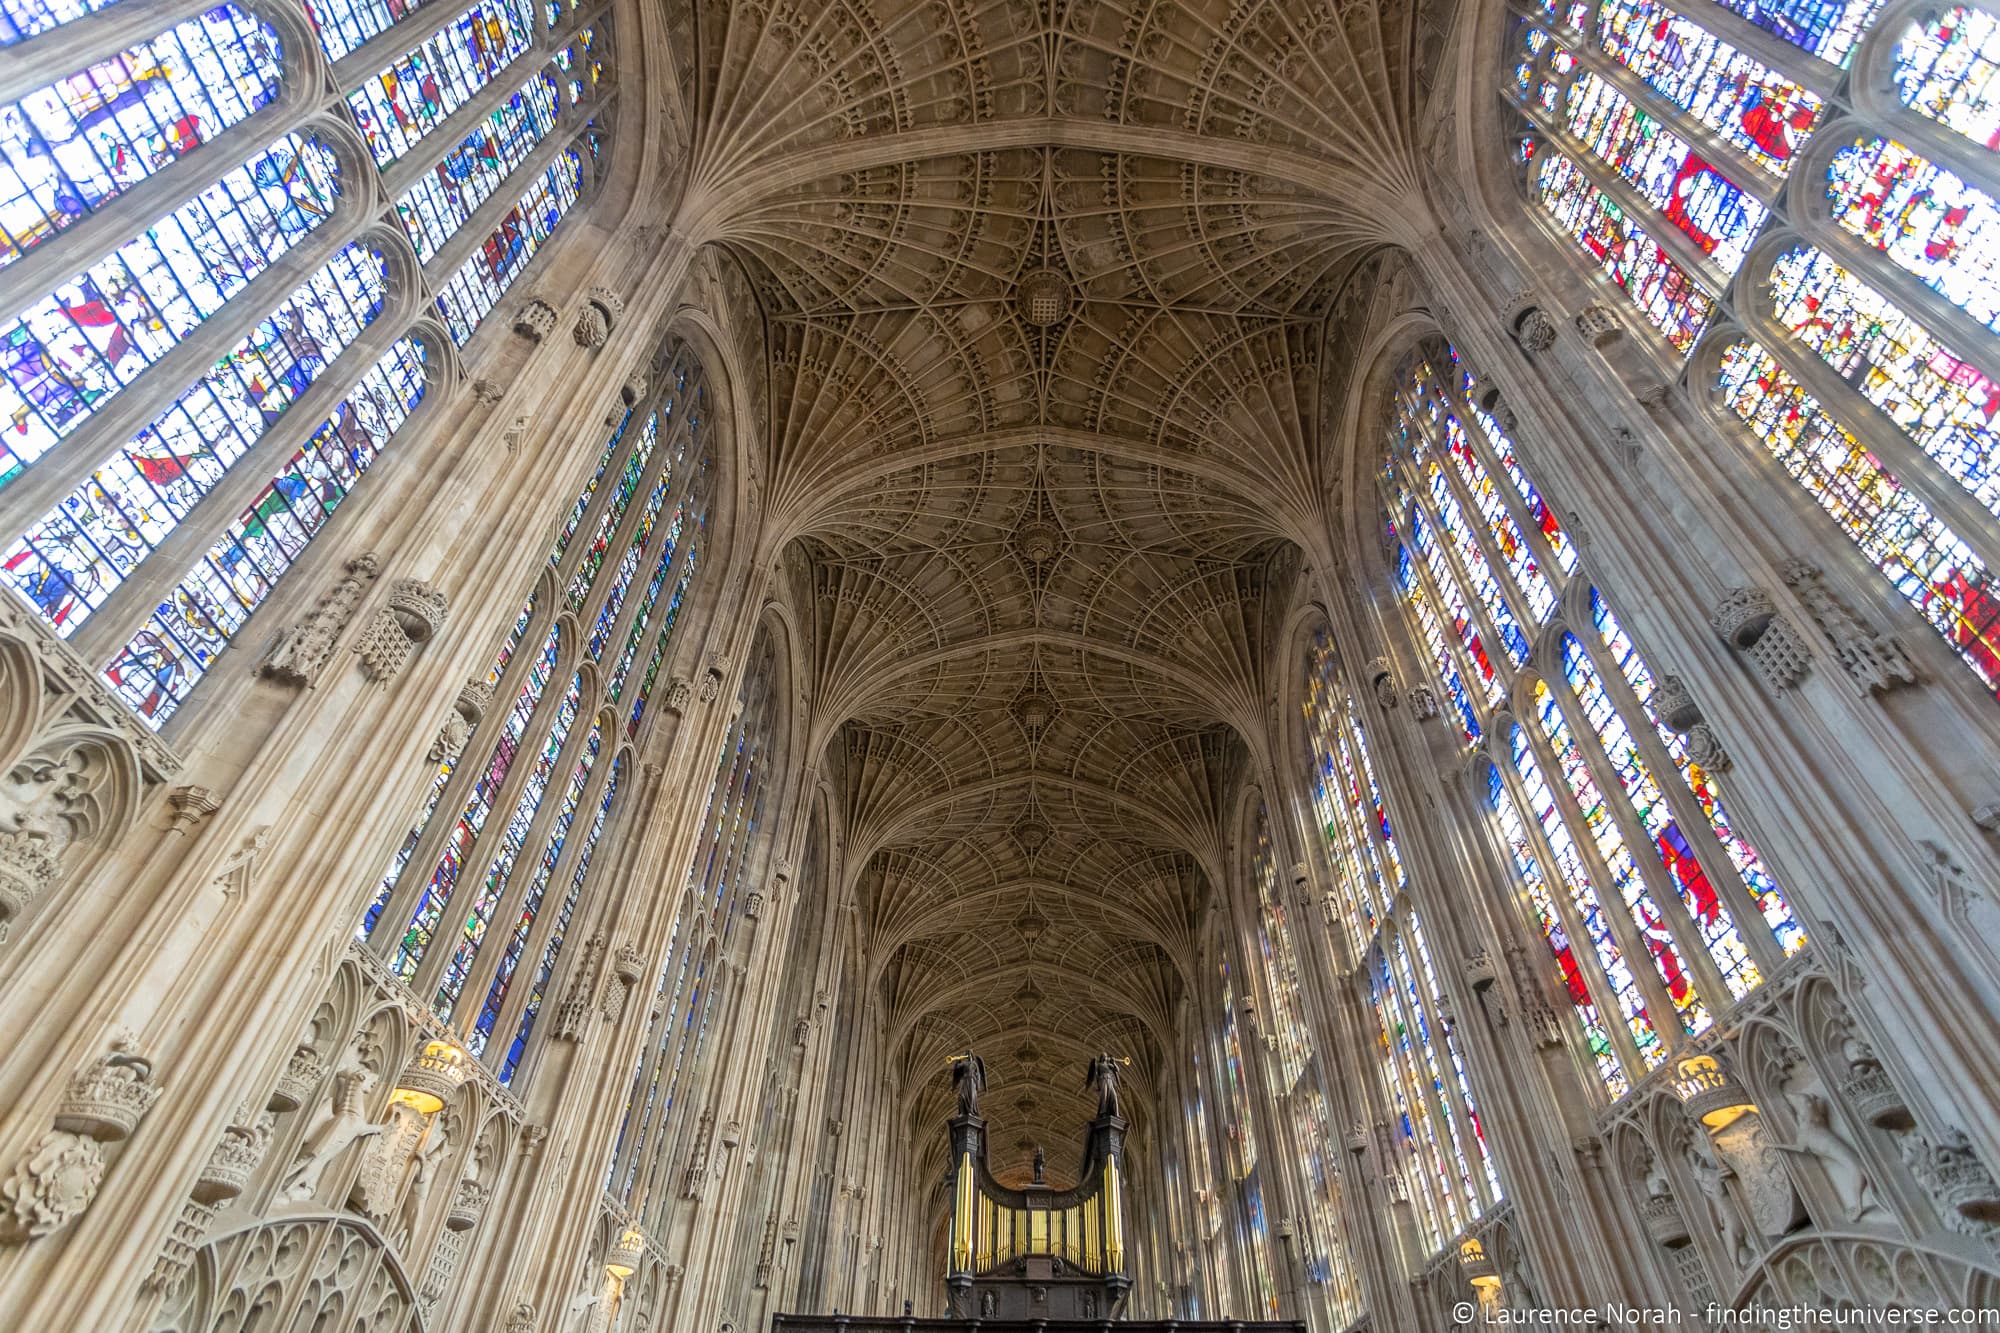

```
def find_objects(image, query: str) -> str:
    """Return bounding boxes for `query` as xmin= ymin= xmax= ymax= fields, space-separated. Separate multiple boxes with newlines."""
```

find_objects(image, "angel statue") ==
xmin=950 ymin=1051 xmax=986 ymax=1117
xmin=1085 ymin=1054 xmax=1129 ymax=1120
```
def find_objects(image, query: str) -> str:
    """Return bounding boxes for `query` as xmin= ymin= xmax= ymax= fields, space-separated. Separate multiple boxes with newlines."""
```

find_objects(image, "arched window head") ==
xmin=1 ymin=0 xmax=617 ymax=728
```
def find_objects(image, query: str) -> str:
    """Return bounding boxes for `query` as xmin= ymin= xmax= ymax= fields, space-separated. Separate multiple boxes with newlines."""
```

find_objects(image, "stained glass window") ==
xmin=1562 ymin=72 xmax=1769 ymax=273
xmin=1767 ymin=246 xmax=2000 ymax=520
xmin=1706 ymin=0 xmax=1886 ymax=67
xmin=395 ymin=71 xmax=562 ymax=262
xmin=1532 ymin=150 xmax=1717 ymax=353
xmin=5 ymin=242 xmax=388 ymax=637
xmin=360 ymin=352 xmax=704 ymax=1089
xmin=104 ymin=338 xmax=425 ymax=723
xmin=1896 ymin=8 xmax=2000 ymax=150
xmin=1248 ymin=807 xmax=1309 ymax=1087
xmin=2 ymin=135 xmax=341 ymax=472
xmin=345 ymin=0 xmax=539 ymax=170
xmin=437 ymin=146 xmax=586 ymax=344
xmin=304 ymin=0 xmax=449 ymax=64
xmin=611 ymin=647 xmax=778 ymax=1227
xmin=1825 ymin=137 xmax=2000 ymax=334
xmin=1 ymin=0 xmax=124 ymax=46
xmin=1719 ymin=338 xmax=2000 ymax=694
xmin=1594 ymin=0 xmax=1823 ymax=169
xmin=0 ymin=7 xmax=284 ymax=268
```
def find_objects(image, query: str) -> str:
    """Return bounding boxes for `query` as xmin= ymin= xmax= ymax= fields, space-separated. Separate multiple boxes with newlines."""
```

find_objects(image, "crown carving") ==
xmin=54 ymin=1049 xmax=160 ymax=1143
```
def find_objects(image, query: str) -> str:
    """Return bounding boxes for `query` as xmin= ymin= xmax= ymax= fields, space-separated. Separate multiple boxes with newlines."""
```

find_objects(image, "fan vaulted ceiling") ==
xmin=660 ymin=0 xmax=1457 ymax=1180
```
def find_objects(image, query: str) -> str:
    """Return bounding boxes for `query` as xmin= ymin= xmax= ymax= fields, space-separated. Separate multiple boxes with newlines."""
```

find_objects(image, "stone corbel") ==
xmin=1507 ymin=292 xmax=1559 ymax=354
xmin=1779 ymin=560 xmax=1917 ymax=694
xmin=1363 ymin=656 xmax=1398 ymax=709
xmin=1648 ymin=674 xmax=1731 ymax=772
xmin=698 ymin=658 xmax=730 ymax=704
xmin=429 ymin=679 xmax=494 ymax=764
xmin=602 ymin=941 xmax=645 ymax=1023
xmin=573 ymin=287 xmax=626 ymax=350
xmin=163 ymin=785 xmax=220 ymax=834
xmin=355 ymin=579 xmax=449 ymax=683
xmin=261 ymin=554 xmax=381 ymax=687
xmin=1406 ymin=684 xmax=1439 ymax=719
xmin=513 ymin=299 xmax=559 ymax=343
xmin=1710 ymin=586 xmax=1811 ymax=690
xmin=1572 ymin=304 xmax=1620 ymax=348
xmin=1899 ymin=1127 xmax=2000 ymax=1240
xmin=146 ymin=1106 xmax=274 ymax=1294
xmin=663 ymin=676 xmax=694 ymax=715
xmin=0 ymin=1039 xmax=160 ymax=1243
xmin=552 ymin=932 xmax=606 ymax=1040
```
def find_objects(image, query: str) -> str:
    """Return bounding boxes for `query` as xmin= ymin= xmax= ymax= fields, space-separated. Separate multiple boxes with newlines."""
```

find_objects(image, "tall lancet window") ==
xmin=609 ymin=644 xmax=780 ymax=1232
xmin=1303 ymin=629 xmax=1498 ymax=1256
xmin=1245 ymin=803 xmax=1361 ymax=1324
xmin=1506 ymin=0 xmax=2000 ymax=700
xmin=1381 ymin=344 xmax=1806 ymax=1101
xmin=358 ymin=348 xmax=710 ymax=1086
xmin=0 ymin=0 xmax=616 ymax=728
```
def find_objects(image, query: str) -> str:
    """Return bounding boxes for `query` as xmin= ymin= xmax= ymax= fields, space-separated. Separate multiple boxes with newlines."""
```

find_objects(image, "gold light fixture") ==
xmin=387 ymin=1035 xmax=470 ymax=1116
xmin=605 ymin=1225 xmax=645 ymax=1280
xmin=1672 ymin=1054 xmax=1757 ymax=1130
xmin=1458 ymin=1238 xmax=1500 ymax=1290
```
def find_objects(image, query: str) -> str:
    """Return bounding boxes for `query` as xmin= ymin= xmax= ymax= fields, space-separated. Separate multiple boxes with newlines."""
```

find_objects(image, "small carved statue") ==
xmin=1032 ymin=1144 xmax=1046 ymax=1184
xmin=1085 ymin=1053 xmax=1125 ymax=1120
xmin=951 ymin=1051 xmax=986 ymax=1117
xmin=1080 ymin=1291 xmax=1097 ymax=1319
xmin=396 ymin=1115 xmax=451 ymax=1241
xmin=979 ymin=1290 xmax=997 ymax=1319
xmin=1772 ymin=1088 xmax=1880 ymax=1222
xmin=1684 ymin=1139 xmax=1751 ymax=1268
xmin=281 ymin=1067 xmax=385 ymax=1201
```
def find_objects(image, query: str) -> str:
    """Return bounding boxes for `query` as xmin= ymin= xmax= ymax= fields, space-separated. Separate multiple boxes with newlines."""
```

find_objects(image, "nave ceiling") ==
xmin=649 ymin=0 xmax=1459 ymax=1180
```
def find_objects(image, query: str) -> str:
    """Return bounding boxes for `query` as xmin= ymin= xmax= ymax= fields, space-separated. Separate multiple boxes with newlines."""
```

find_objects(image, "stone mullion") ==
xmin=630 ymin=923 xmax=703 ymax=1218
xmin=1344 ymin=665 xmax=1511 ymax=1224
xmin=1571 ymin=623 xmax=1788 ymax=979
xmin=408 ymin=629 xmax=582 ymax=1001
xmin=0 ymin=200 xmax=390 ymax=548
xmin=587 ymin=436 xmax=702 ymax=708
xmin=604 ymin=508 xmax=701 ymax=716
xmin=1513 ymin=710 xmax=1692 ymax=1058
xmin=1488 ymin=735 xmax=1648 ymax=1086
xmin=482 ymin=735 xmax=622 ymax=1080
xmin=1434 ymin=366 xmax=1576 ymax=600
xmin=1414 ymin=402 xmax=1555 ymax=639
xmin=1223 ymin=887 xmax=1301 ymax=1319
xmin=65 ymin=297 xmax=431 ymax=669
xmin=417 ymin=109 xmax=613 ymax=295
xmin=1541 ymin=665 xmax=1736 ymax=1017
xmin=445 ymin=670 xmax=604 ymax=1040
xmin=1271 ymin=797 xmax=1379 ymax=1330
xmin=549 ymin=404 xmax=659 ymax=606
xmin=564 ymin=407 xmax=681 ymax=659
xmin=770 ymin=878 xmax=845 ymax=1313
xmin=1392 ymin=445 xmax=1527 ymax=693
xmin=1380 ymin=477 xmax=1505 ymax=730
xmin=368 ymin=584 xmax=561 ymax=956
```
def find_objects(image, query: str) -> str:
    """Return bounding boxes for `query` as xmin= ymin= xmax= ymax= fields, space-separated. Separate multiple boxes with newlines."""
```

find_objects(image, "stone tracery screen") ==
xmin=1506 ymin=0 xmax=2000 ymax=700
xmin=0 ymin=0 xmax=614 ymax=727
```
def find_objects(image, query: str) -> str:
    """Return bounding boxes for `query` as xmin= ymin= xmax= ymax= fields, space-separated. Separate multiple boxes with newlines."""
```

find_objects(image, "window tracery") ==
xmin=357 ymin=349 xmax=708 ymax=1089
xmin=1303 ymin=630 xmax=1498 ymax=1258
xmin=1383 ymin=343 xmax=1805 ymax=1101
xmin=1504 ymin=0 xmax=2000 ymax=704
xmin=0 ymin=0 xmax=615 ymax=728
xmin=610 ymin=643 xmax=778 ymax=1231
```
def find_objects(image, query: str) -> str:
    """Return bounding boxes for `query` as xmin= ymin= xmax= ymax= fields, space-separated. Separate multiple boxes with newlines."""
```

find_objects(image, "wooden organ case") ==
xmin=943 ymin=1055 xmax=1130 ymax=1321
